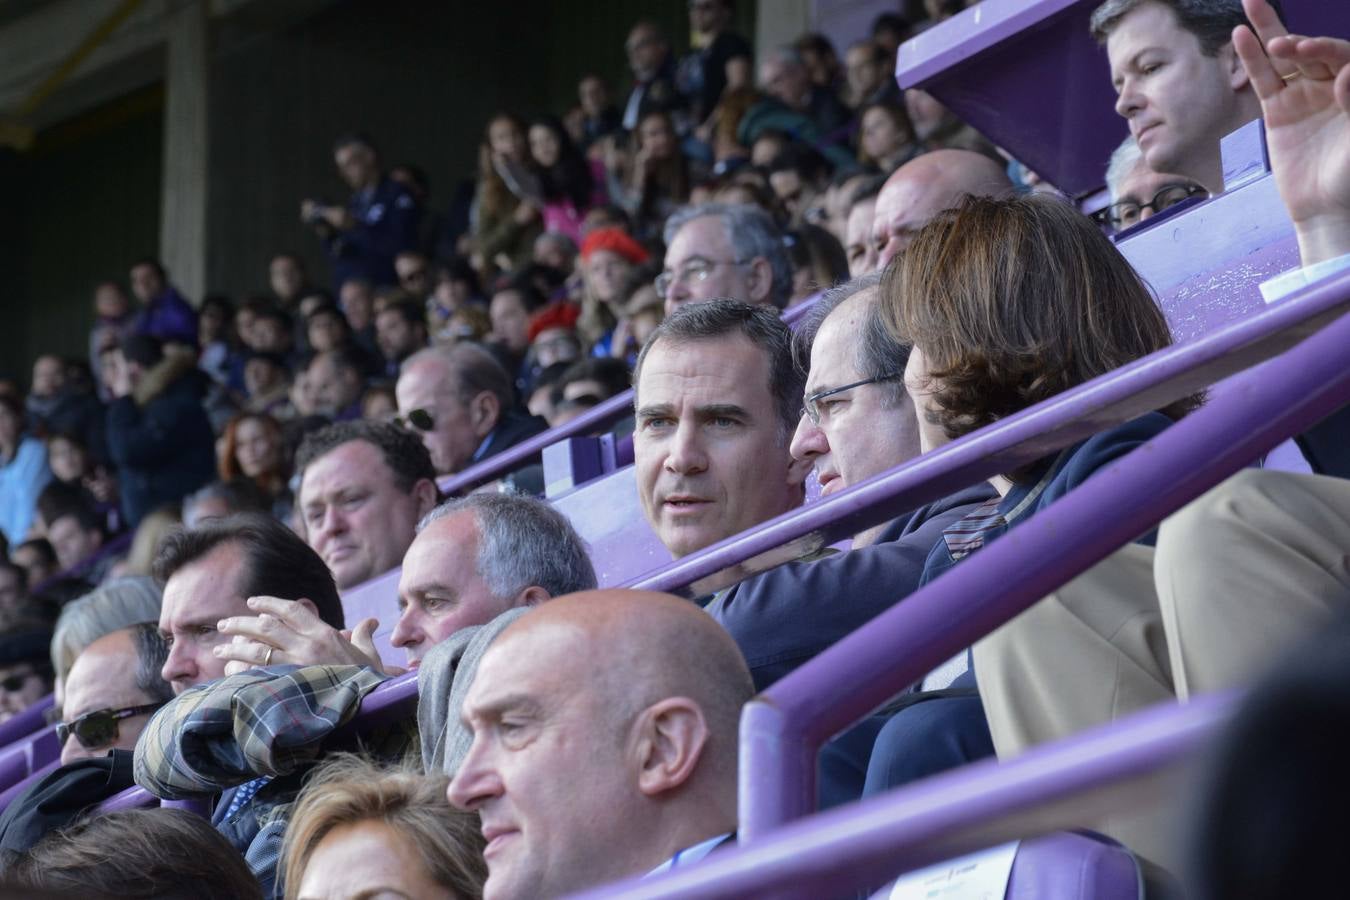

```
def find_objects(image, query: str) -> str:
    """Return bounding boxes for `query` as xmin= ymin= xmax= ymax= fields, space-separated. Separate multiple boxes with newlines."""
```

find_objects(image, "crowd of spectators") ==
xmin=0 ymin=0 xmax=1346 ymax=897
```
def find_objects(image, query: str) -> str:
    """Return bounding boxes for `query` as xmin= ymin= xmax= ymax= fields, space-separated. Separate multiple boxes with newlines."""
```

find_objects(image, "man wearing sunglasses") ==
xmin=394 ymin=343 xmax=547 ymax=476
xmin=59 ymin=623 xmax=171 ymax=766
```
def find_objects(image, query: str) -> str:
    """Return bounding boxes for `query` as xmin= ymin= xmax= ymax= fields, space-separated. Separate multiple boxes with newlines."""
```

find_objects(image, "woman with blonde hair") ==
xmin=282 ymin=755 xmax=486 ymax=900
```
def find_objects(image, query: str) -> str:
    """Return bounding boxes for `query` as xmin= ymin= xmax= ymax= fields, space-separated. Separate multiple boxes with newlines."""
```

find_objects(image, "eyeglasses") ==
xmin=803 ymin=373 xmax=904 ymax=426
xmin=57 ymin=703 xmax=165 ymax=750
xmin=654 ymin=258 xmax=750 ymax=299
xmin=394 ymin=408 xmax=435 ymax=432
xmin=1096 ymin=183 xmax=1206 ymax=231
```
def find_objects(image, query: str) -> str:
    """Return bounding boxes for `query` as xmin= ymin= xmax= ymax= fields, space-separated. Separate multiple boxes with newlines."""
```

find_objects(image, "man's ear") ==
xmin=633 ymin=697 xmax=710 ymax=798
xmin=469 ymin=390 xmax=501 ymax=439
xmin=1223 ymin=43 xmax=1250 ymax=91
xmin=746 ymin=257 xmax=773 ymax=304
xmin=515 ymin=585 xmax=550 ymax=608
xmin=412 ymin=478 xmax=439 ymax=519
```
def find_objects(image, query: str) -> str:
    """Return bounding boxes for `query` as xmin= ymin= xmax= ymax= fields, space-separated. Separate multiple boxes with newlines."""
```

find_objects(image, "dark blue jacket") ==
xmin=707 ymin=484 xmax=998 ymax=692
xmin=919 ymin=412 xmax=1175 ymax=587
xmin=106 ymin=358 xmax=217 ymax=526
xmin=325 ymin=177 xmax=421 ymax=288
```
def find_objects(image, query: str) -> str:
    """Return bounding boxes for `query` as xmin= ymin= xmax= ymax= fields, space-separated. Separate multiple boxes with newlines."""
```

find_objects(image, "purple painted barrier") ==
xmin=738 ymin=291 xmax=1350 ymax=838
xmin=630 ymin=269 xmax=1350 ymax=600
xmin=572 ymin=694 xmax=1232 ymax=899
xmin=0 ymin=725 xmax=60 ymax=795
xmin=435 ymin=390 xmax=635 ymax=497
xmin=339 ymin=568 xmax=402 ymax=667
xmin=0 ymin=694 xmax=54 ymax=749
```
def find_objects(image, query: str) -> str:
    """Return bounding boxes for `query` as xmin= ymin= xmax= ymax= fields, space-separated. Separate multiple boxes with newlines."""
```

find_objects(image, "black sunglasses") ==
xmin=57 ymin=703 xmax=165 ymax=750
xmin=394 ymin=408 xmax=435 ymax=432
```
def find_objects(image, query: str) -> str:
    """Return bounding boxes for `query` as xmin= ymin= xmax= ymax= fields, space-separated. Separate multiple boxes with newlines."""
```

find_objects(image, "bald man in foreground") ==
xmin=448 ymin=589 xmax=752 ymax=900
xmin=872 ymin=148 xmax=1014 ymax=269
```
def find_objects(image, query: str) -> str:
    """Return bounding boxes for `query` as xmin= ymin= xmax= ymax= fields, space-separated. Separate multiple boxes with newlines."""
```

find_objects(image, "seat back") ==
xmin=339 ymin=568 xmax=402 ymax=667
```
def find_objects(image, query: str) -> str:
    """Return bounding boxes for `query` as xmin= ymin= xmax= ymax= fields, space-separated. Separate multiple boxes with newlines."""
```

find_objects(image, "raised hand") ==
xmin=216 ymin=595 xmax=386 ymax=677
xmin=1235 ymin=0 xmax=1350 ymax=264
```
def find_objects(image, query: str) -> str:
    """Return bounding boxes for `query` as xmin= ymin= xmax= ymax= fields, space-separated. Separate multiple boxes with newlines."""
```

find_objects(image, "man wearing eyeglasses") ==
xmin=58 ymin=624 xmax=171 ymax=766
xmin=707 ymin=277 xmax=997 ymax=803
xmin=657 ymin=203 xmax=793 ymax=315
xmin=1098 ymin=135 xmax=1207 ymax=232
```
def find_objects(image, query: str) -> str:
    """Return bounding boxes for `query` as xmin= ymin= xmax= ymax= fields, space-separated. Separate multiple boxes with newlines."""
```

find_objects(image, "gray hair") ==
xmin=1089 ymin=0 xmax=1271 ymax=56
xmin=51 ymin=577 xmax=163 ymax=684
xmin=663 ymin=203 xmax=794 ymax=309
xmin=791 ymin=272 xmax=909 ymax=407
xmin=634 ymin=299 xmax=804 ymax=442
xmin=416 ymin=493 xmax=596 ymax=601
xmin=1105 ymin=136 xmax=1143 ymax=202
xmin=401 ymin=342 xmax=514 ymax=412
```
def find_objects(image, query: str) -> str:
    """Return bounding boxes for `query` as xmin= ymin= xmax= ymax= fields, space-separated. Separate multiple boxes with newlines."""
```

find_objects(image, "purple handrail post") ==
xmin=740 ymin=299 xmax=1350 ymax=840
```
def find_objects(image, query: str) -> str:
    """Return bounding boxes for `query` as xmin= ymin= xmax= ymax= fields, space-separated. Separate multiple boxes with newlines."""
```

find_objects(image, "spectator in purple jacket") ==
xmin=128 ymin=258 xmax=198 ymax=349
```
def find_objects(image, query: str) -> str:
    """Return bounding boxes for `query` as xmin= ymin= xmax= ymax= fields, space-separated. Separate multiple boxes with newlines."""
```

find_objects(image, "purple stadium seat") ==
xmin=551 ymin=466 xmax=672 ymax=588
xmin=0 ymin=726 xmax=60 ymax=795
xmin=0 ymin=695 xmax=54 ymax=749
xmin=1005 ymin=833 xmax=1139 ymax=899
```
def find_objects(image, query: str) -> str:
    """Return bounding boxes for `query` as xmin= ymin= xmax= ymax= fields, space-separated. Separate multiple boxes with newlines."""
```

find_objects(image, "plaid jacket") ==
xmin=133 ymin=664 xmax=390 ymax=799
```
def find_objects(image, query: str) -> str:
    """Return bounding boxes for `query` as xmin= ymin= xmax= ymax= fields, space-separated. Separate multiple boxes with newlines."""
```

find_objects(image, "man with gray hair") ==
xmin=658 ymin=203 xmax=793 ymax=315
xmin=1092 ymin=0 xmax=1274 ymax=192
xmin=1099 ymin=135 xmax=1207 ymax=232
xmin=392 ymin=492 xmax=596 ymax=666
xmin=395 ymin=342 xmax=547 ymax=476
xmin=759 ymin=45 xmax=851 ymax=138
xmin=58 ymin=623 xmax=171 ymax=765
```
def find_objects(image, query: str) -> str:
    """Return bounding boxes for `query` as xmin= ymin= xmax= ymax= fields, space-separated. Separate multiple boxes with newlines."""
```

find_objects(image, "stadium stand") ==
xmin=0 ymin=0 xmax=1346 ymax=897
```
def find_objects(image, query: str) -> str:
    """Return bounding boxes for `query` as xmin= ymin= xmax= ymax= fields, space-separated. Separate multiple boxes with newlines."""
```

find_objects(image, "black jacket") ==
xmin=0 ymin=751 xmax=136 ymax=858
xmin=106 ymin=355 xmax=216 ymax=526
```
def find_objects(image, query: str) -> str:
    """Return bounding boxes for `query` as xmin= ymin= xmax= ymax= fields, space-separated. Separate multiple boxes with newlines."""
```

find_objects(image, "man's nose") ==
xmin=663 ymin=421 xmax=709 ymax=475
xmin=789 ymin=413 xmax=828 ymax=463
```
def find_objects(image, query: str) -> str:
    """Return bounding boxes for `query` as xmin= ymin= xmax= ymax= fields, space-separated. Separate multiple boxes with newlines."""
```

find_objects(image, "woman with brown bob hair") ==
xmin=884 ymin=192 xmax=1199 ymax=460
xmin=281 ymin=755 xmax=486 ymax=900
xmin=881 ymin=192 xmax=1202 ymax=868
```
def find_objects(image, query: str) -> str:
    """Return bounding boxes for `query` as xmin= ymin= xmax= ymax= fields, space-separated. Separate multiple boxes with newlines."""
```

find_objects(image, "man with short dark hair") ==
xmin=660 ymin=204 xmax=793 ymax=313
xmin=374 ymin=297 xmax=428 ymax=377
xmin=0 ymin=628 xmax=53 ymax=723
xmin=633 ymin=300 xmax=810 ymax=560
xmin=622 ymin=21 xmax=684 ymax=132
xmin=154 ymin=512 xmax=347 ymax=693
xmin=58 ymin=623 xmax=171 ymax=765
xmin=844 ymin=38 xmax=901 ymax=109
xmin=268 ymin=253 xmax=308 ymax=310
xmin=305 ymin=349 xmax=365 ymax=421
xmin=1092 ymin=0 xmax=1272 ymax=192
xmin=448 ymin=589 xmax=752 ymax=899
xmin=291 ymin=420 xmax=439 ymax=591
xmin=105 ymin=334 xmax=215 ymax=526
xmin=677 ymin=0 xmax=753 ymax=124
xmin=395 ymin=344 xmax=547 ymax=476
xmin=301 ymin=132 xmax=421 ymax=288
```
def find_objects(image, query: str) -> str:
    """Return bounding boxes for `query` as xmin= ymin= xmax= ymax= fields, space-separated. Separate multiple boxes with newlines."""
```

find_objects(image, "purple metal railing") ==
xmin=571 ymin=694 xmax=1233 ymax=899
xmin=739 ymin=291 xmax=1350 ymax=838
xmin=630 ymin=268 xmax=1350 ymax=599
xmin=0 ymin=694 xmax=54 ymax=748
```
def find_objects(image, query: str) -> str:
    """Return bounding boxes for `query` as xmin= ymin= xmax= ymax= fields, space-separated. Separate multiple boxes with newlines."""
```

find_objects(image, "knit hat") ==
xmin=580 ymin=227 xmax=650 ymax=265
xmin=527 ymin=301 xmax=582 ymax=344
